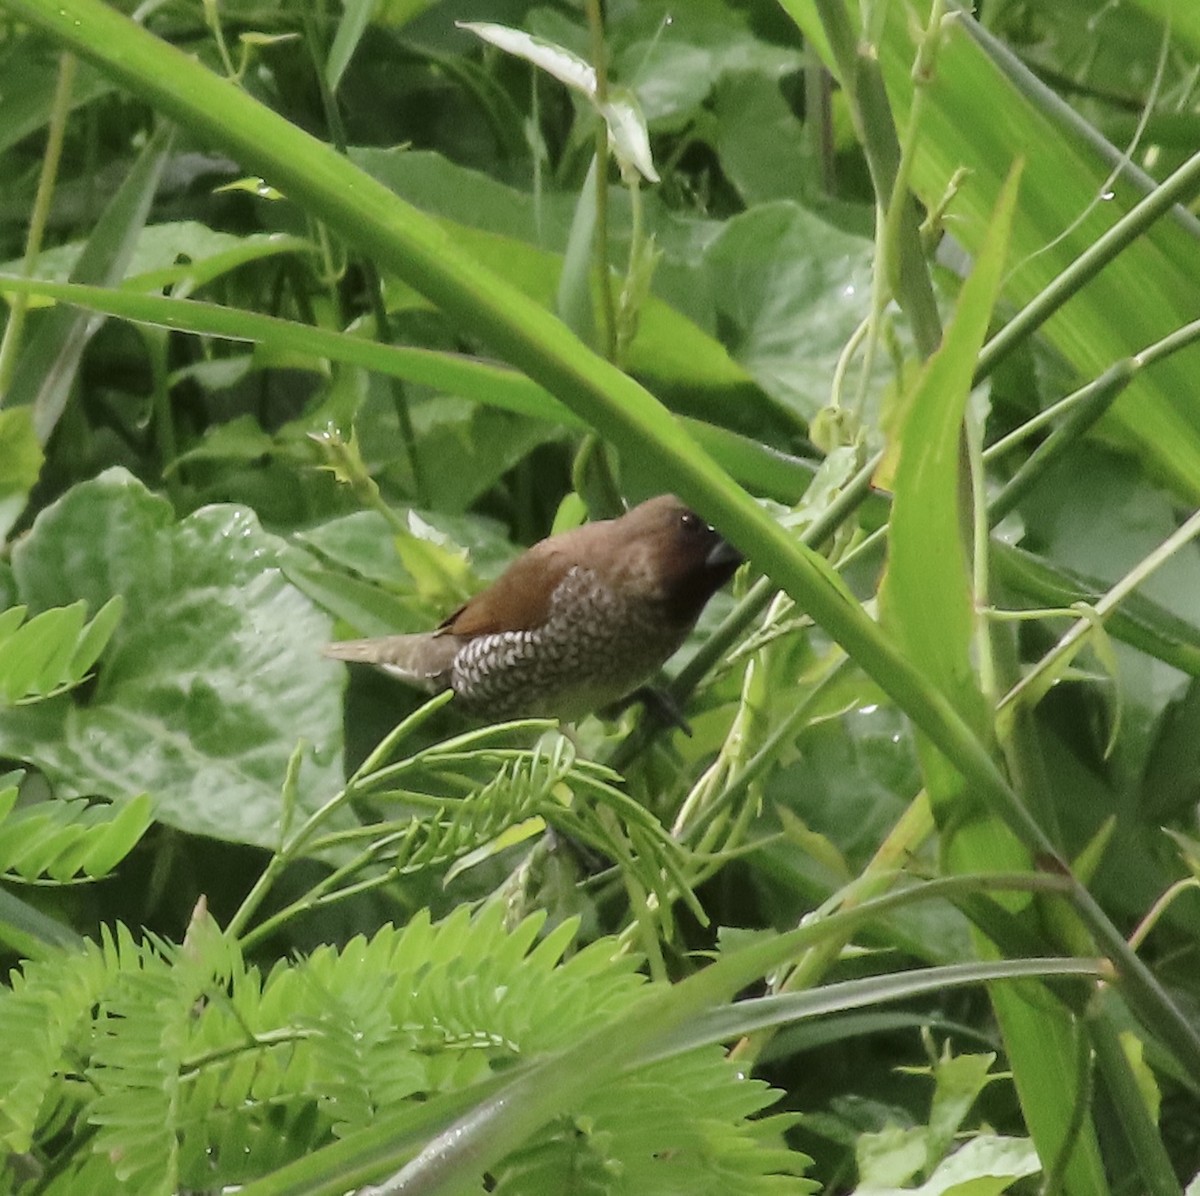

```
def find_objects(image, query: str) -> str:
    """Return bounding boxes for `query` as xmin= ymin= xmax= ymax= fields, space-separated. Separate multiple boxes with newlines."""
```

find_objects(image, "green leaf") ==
xmin=886 ymin=9 xmax=1200 ymax=498
xmin=16 ymin=0 xmax=1196 ymax=1104
xmin=352 ymin=147 xmax=793 ymax=437
xmin=0 ymin=602 xmax=84 ymax=703
xmin=881 ymin=165 xmax=1022 ymax=719
xmin=4 ymin=124 xmax=173 ymax=443
xmin=0 ymin=407 xmax=42 ymax=542
xmin=0 ymin=57 xmax=112 ymax=157
xmin=0 ymin=908 xmax=814 ymax=1194
xmin=0 ymin=883 xmax=83 ymax=957
xmin=0 ymin=273 xmax=575 ymax=426
xmin=0 ymin=222 xmax=311 ymax=298
xmin=0 ymin=792 xmax=152 ymax=882
xmin=866 ymin=1134 xmax=1041 ymax=1196
xmin=699 ymin=201 xmax=882 ymax=422
xmin=78 ymin=792 xmax=155 ymax=876
xmin=324 ymin=0 xmax=374 ymax=93
xmin=924 ymin=1049 xmax=1001 ymax=1169
xmin=710 ymin=70 xmax=809 ymax=206
xmin=0 ymin=596 xmax=122 ymax=707
xmin=877 ymin=160 xmax=1111 ymax=1195
xmin=0 ymin=470 xmax=343 ymax=847
xmin=556 ymin=153 xmax=600 ymax=343
xmin=66 ymin=594 xmax=124 ymax=681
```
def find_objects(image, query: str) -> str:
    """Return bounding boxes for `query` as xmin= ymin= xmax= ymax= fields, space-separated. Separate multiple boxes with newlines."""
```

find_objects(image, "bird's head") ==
xmin=603 ymin=495 xmax=744 ymax=626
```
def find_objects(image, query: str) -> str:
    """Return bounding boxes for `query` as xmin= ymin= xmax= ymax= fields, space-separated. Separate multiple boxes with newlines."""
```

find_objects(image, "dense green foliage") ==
xmin=1 ymin=0 xmax=1199 ymax=1192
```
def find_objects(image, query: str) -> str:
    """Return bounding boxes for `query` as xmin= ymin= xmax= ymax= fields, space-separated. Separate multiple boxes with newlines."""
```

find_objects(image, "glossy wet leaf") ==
xmin=0 ymin=470 xmax=343 ymax=847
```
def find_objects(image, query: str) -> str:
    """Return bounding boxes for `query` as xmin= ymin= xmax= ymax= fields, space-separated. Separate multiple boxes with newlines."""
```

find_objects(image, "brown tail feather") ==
xmin=322 ymin=633 xmax=458 ymax=692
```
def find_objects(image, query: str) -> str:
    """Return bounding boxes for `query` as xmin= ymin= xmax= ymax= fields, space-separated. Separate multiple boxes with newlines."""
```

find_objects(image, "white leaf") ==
xmin=458 ymin=21 xmax=595 ymax=99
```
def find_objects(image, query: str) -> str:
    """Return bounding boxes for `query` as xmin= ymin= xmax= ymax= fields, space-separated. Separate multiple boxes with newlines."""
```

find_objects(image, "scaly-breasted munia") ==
xmin=323 ymin=495 xmax=743 ymax=721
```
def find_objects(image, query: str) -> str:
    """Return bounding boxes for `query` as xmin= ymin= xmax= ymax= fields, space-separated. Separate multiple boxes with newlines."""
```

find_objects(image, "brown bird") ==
xmin=323 ymin=495 xmax=743 ymax=722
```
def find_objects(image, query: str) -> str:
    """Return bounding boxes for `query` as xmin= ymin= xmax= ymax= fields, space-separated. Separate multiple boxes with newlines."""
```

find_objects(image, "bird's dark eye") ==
xmin=679 ymin=510 xmax=707 ymax=535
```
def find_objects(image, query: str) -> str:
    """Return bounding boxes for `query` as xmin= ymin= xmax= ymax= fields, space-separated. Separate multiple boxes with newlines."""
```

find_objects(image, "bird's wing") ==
xmin=439 ymin=537 xmax=581 ymax=637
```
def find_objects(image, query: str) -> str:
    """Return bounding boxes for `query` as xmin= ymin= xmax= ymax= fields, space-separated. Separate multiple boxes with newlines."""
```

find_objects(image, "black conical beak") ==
xmin=705 ymin=538 xmax=743 ymax=571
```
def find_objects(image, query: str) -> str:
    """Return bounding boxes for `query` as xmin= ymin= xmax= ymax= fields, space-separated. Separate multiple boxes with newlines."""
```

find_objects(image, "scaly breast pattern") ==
xmin=449 ymin=566 xmax=687 ymax=720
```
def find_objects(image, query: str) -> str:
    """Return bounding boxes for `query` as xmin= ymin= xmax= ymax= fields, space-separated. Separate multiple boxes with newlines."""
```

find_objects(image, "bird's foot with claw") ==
xmin=603 ymin=685 xmax=693 ymax=736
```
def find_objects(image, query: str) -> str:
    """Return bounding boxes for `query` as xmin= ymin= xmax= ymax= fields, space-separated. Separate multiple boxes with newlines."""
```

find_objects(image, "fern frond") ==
xmin=280 ymin=738 xmax=583 ymax=934
xmin=495 ymin=1051 xmax=817 ymax=1196
xmin=0 ymin=597 xmax=123 ymax=706
xmin=86 ymin=927 xmax=182 ymax=1196
xmin=4 ymin=908 xmax=814 ymax=1193
xmin=0 ymin=785 xmax=152 ymax=884
xmin=0 ymin=938 xmax=112 ymax=1153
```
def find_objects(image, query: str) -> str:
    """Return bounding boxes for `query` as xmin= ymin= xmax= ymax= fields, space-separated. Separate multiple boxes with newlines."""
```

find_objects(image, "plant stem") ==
xmin=584 ymin=0 xmax=616 ymax=361
xmin=806 ymin=0 xmax=942 ymax=356
xmin=0 ymin=53 xmax=76 ymax=396
xmin=1000 ymin=504 xmax=1200 ymax=713
xmin=976 ymin=148 xmax=1200 ymax=383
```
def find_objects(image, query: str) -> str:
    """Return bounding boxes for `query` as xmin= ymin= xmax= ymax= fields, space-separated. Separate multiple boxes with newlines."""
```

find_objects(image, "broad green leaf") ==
xmin=862 ymin=1134 xmax=1040 ymax=1196
xmin=0 ymin=470 xmax=343 ymax=848
xmin=297 ymin=508 xmax=515 ymax=588
xmin=350 ymin=147 xmax=798 ymax=435
xmin=282 ymin=557 xmax=427 ymax=640
xmin=403 ymin=394 xmax=565 ymax=514
xmin=0 ymin=608 xmax=26 ymax=641
xmin=288 ymin=508 xmax=517 ymax=636
xmin=593 ymin=0 xmax=804 ymax=126
xmin=711 ymin=70 xmax=809 ymax=206
xmin=856 ymin=1123 xmax=927 ymax=1188
xmin=881 ymin=166 xmax=1022 ymax=719
xmin=699 ymin=201 xmax=884 ymax=423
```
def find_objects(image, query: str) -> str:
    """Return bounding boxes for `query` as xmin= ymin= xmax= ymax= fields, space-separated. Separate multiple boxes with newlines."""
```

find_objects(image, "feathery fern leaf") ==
xmin=494 ymin=1052 xmax=815 ymax=1195
xmin=0 ymin=780 xmax=152 ymax=883
xmin=1 ymin=906 xmax=814 ymax=1193
xmin=86 ymin=924 xmax=188 ymax=1196
xmin=0 ymin=937 xmax=113 ymax=1154
xmin=274 ymin=731 xmax=699 ymax=942
xmin=0 ymin=598 xmax=122 ymax=706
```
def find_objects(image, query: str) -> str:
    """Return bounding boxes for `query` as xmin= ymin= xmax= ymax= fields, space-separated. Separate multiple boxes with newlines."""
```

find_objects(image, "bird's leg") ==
xmin=603 ymin=685 xmax=693 ymax=736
